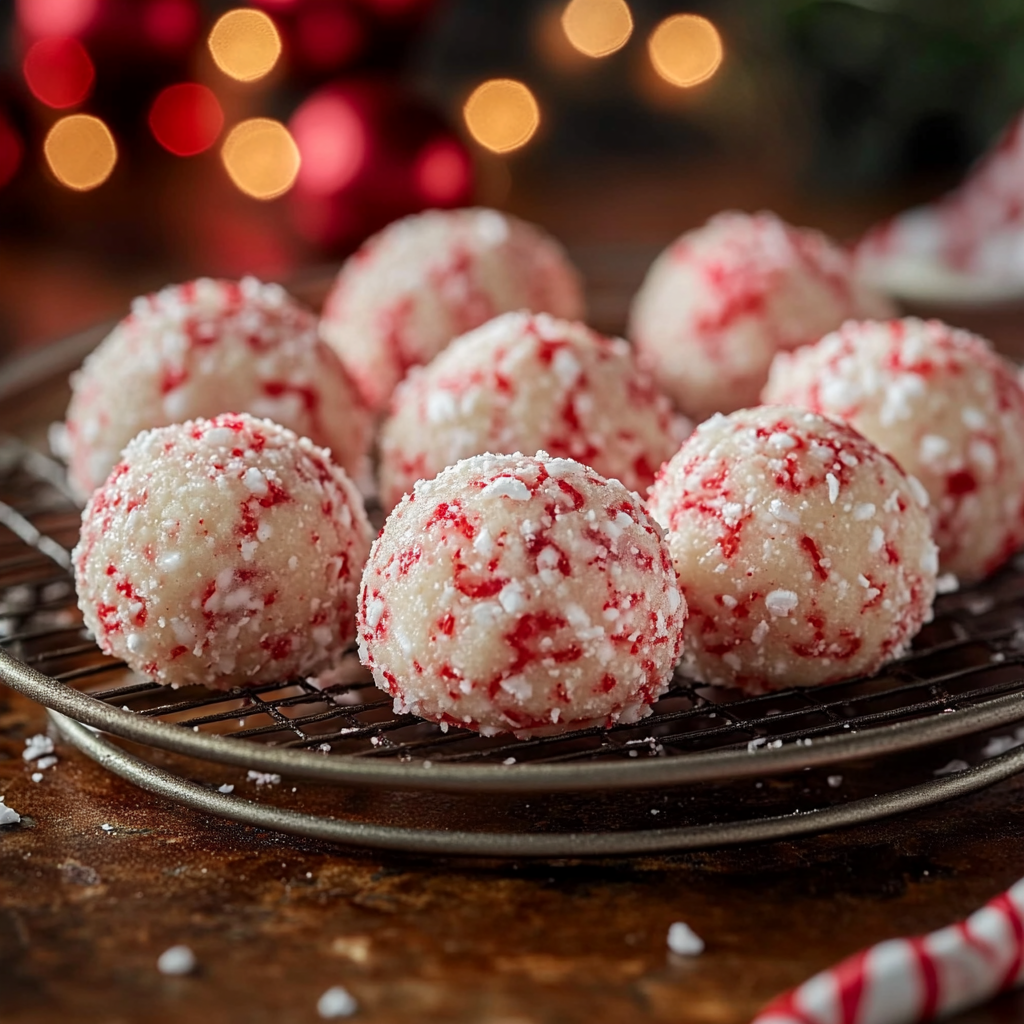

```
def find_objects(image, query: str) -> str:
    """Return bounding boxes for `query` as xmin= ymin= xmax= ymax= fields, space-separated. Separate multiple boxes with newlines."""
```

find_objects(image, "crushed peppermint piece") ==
xmin=825 ymin=473 xmax=839 ymax=504
xmin=218 ymin=784 xmax=235 ymax=794
xmin=23 ymin=734 xmax=54 ymax=762
xmin=934 ymin=759 xmax=971 ymax=776
xmin=157 ymin=945 xmax=197 ymax=976
xmin=935 ymin=573 xmax=959 ymax=594
xmin=667 ymin=921 xmax=705 ymax=956
xmin=827 ymin=775 xmax=843 ymax=788
xmin=765 ymin=590 xmax=798 ymax=617
xmin=247 ymin=771 xmax=281 ymax=787
xmin=0 ymin=796 xmax=20 ymax=826
xmin=317 ymin=985 xmax=358 ymax=1019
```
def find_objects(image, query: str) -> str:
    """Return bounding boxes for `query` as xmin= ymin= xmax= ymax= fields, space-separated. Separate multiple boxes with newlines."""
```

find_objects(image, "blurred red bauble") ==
xmin=22 ymin=37 xmax=95 ymax=109
xmin=148 ymin=83 xmax=223 ymax=156
xmin=287 ymin=78 xmax=473 ymax=252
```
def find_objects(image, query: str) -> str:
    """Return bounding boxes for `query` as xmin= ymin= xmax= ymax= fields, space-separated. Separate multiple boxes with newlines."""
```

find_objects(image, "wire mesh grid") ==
xmin=4 ymin=433 xmax=1024 ymax=787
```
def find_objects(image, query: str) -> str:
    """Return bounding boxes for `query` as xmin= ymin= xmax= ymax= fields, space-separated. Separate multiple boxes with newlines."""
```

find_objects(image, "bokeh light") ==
xmin=0 ymin=116 xmax=24 ymax=191
xmin=44 ymin=114 xmax=117 ymax=191
xmin=414 ymin=138 xmax=471 ymax=204
xmin=149 ymin=83 xmax=224 ymax=156
xmin=290 ymin=92 xmax=366 ymax=196
xmin=208 ymin=8 xmax=282 ymax=83
xmin=16 ymin=0 xmax=97 ymax=39
xmin=221 ymin=118 xmax=300 ymax=199
xmin=561 ymin=0 xmax=632 ymax=58
xmin=23 ymin=38 xmax=95 ymax=110
xmin=463 ymin=79 xmax=540 ymax=155
xmin=648 ymin=14 xmax=723 ymax=88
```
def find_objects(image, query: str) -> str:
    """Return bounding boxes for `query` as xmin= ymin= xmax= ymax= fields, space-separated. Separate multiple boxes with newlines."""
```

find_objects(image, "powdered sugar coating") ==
xmin=320 ymin=208 xmax=586 ymax=413
xmin=648 ymin=406 xmax=937 ymax=693
xmin=60 ymin=277 xmax=370 ymax=502
xmin=628 ymin=211 xmax=895 ymax=422
xmin=73 ymin=414 xmax=372 ymax=690
xmin=763 ymin=318 xmax=1024 ymax=581
xmin=358 ymin=452 xmax=687 ymax=736
xmin=378 ymin=311 xmax=688 ymax=510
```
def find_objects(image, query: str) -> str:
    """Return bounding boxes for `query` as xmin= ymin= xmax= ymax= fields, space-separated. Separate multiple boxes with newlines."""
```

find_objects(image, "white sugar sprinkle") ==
xmin=765 ymin=590 xmax=798 ymax=617
xmin=318 ymin=985 xmax=358 ymax=1018
xmin=825 ymin=473 xmax=839 ymax=505
xmin=218 ymin=784 xmax=235 ymax=794
xmin=157 ymin=945 xmax=197 ymax=975
xmin=667 ymin=921 xmax=704 ymax=956
xmin=481 ymin=476 xmax=531 ymax=501
xmin=247 ymin=771 xmax=280 ymax=786
xmin=827 ymin=775 xmax=843 ymax=788
xmin=0 ymin=796 xmax=20 ymax=826
xmin=23 ymin=734 xmax=54 ymax=762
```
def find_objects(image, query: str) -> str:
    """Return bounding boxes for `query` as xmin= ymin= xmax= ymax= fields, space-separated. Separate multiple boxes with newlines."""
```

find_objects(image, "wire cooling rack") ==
xmin=5 ymin=430 xmax=1024 ymax=854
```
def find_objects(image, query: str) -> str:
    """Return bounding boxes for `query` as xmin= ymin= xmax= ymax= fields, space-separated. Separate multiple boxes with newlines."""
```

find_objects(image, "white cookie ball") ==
xmin=763 ymin=318 xmax=1024 ymax=581
xmin=59 ymin=277 xmax=370 ymax=502
xmin=319 ymin=208 xmax=585 ymax=413
xmin=378 ymin=311 xmax=687 ymax=510
xmin=628 ymin=211 xmax=894 ymax=422
xmin=73 ymin=414 xmax=372 ymax=690
xmin=357 ymin=452 xmax=686 ymax=736
xmin=648 ymin=406 xmax=937 ymax=693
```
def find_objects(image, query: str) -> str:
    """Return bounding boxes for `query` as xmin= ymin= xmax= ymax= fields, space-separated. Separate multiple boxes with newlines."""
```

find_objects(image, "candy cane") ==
xmin=753 ymin=877 xmax=1024 ymax=1024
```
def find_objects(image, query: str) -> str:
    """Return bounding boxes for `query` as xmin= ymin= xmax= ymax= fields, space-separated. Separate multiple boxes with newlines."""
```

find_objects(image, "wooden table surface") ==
xmin=5 ymin=162 xmax=1024 ymax=1024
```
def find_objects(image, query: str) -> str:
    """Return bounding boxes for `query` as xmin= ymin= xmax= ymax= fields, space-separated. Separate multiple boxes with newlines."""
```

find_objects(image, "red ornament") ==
xmin=288 ymin=79 xmax=473 ymax=252
xmin=22 ymin=37 xmax=95 ymax=109
xmin=148 ymin=83 xmax=223 ymax=157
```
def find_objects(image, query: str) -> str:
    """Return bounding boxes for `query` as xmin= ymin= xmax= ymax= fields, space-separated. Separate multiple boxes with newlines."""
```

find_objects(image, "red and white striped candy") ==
xmin=753 ymin=877 xmax=1024 ymax=1024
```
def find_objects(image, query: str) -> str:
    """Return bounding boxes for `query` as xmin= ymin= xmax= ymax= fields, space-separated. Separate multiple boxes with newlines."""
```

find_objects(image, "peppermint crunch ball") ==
xmin=763 ymin=318 xmax=1024 ymax=581
xmin=319 ymin=208 xmax=585 ymax=413
xmin=648 ymin=406 xmax=937 ymax=693
xmin=358 ymin=452 xmax=687 ymax=737
xmin=378 ymin=311 xmax=686 ymax=510
xmin=628 ymin=211 xmax=894 ymax=422
xmin=58 ymin=277 xmax=370 ymax=502
xmin=73 ymin=414 xmax=372 ymax=690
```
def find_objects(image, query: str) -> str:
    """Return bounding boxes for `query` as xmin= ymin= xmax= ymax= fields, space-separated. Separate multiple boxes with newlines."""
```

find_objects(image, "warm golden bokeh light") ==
xmin=221 ymin=117 xmax=300 ymax=199
xmin=44 ymin=114 xmax=116 ymax=190
xmin=561 ymin=0 xmax=632 ymax=58
xmin=208 ymin=8 xmax=281 ymax=83
xmin=648 ymin=14 xmax=723 ymax=88
xmin=463 ymin=79 xmax=540 ymax=155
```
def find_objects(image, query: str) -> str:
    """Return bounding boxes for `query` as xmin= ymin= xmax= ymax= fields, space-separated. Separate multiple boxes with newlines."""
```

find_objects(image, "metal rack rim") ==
xmin=49 ymin=710 xmax=1024 ymax=857
xmin=4 ymin=647 xmax=1024 ymax=793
